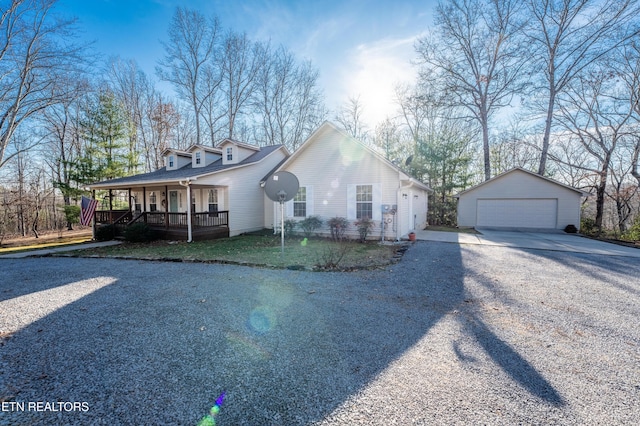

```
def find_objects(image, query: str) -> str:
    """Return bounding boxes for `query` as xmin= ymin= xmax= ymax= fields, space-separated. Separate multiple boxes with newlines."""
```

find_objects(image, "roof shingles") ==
xmin=90 ymin=145 xmax=283 ymax=189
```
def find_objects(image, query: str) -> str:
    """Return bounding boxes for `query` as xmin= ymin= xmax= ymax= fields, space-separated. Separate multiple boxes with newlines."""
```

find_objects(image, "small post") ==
xmin=278 ymin=190 xmax=287 ymax=259
xmin=280 ymin=201 xmax=285 ymax=258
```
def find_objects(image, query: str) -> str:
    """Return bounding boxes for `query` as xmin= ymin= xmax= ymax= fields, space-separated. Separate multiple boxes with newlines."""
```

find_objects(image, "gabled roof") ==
xmin=262 ymin=121 xmax=432 ymax=192
xmin=455 ymin=167 xmax=592 ymax=197
xmin=217 ymin=138 xmax=260 ymax=151
xmin=186 ymin=144 xmax=222 ymax=154
xmin=161 ymin=148 xmax=190 ymax=158
xmin=89 ymin=145 xmax=286 ymax=189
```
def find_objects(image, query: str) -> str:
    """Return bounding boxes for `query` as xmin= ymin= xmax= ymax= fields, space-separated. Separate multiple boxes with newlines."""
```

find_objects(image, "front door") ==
xmin=169 ymin=191 xmax=179 ymax=225
xmin=169 ymin=191 xmax=178 ymax=212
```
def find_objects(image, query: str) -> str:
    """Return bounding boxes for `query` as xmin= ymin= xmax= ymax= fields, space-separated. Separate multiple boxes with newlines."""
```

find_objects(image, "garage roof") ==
xmin=454 ymin=167 xmax=592 ymax=197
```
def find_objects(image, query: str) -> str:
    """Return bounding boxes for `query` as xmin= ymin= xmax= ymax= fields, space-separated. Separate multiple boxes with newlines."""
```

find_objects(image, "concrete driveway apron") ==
xmin=413 ymin=229 xmax=640 ymax=258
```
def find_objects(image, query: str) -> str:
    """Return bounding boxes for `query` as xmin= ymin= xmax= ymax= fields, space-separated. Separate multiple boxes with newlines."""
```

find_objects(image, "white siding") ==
xmin=196 ymin=148 xmax=288 ymax=236
xmin=265 ymin=124 xmax=430 ymax=239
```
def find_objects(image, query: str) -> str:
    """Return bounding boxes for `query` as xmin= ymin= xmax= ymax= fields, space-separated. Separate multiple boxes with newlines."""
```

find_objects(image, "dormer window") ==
xmin=169 ymin=155 xmax=175 ymax=168
xmin=226 ymin=147 xmax=233 ymax=161
xmin=195 ymin=152 xmax=201 ymax=165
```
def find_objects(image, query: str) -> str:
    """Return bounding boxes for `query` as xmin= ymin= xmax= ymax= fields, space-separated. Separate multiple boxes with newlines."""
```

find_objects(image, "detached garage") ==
xmin=456 ymin=168 xmax=590 ymax=231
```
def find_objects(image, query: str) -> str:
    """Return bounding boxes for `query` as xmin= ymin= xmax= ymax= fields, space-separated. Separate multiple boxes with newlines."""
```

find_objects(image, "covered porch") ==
xmin=93 ymin=184 xmax=230 ymax=241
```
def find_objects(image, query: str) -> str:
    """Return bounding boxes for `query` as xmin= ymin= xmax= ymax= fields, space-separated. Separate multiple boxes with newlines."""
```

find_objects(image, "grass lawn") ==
xmin=70 ymin=233 xmax=404 ymax=270
xmin=0 ymin=230 xmax=93 ymax=254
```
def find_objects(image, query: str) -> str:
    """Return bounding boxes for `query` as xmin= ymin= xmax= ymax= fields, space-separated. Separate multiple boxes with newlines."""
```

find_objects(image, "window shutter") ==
xmin=286 ymin=199 xmax=294 ymax=217
xmin=372 ymin=183 xmax=382 ymax=221
xmin=347 ymin=184 xmax=356 ymax=220
xmin=306 ymin=185 xmax=314 ymax=216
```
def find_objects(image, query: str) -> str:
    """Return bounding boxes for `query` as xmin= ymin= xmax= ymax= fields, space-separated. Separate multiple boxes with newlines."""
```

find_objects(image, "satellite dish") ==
xmin=264 ymin=171 xmax=299 ymax=203
xmin=405 ymin=155 xmax=413 ymax=166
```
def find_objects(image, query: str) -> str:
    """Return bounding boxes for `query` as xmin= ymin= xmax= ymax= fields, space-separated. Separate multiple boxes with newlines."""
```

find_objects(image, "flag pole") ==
xmin=92 ymin=190 xmax=96 ymax=241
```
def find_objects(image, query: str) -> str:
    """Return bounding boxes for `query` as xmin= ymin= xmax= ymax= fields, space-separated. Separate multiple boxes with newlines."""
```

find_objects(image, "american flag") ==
xmin=80 ymin=196 xmax=98 ymax=226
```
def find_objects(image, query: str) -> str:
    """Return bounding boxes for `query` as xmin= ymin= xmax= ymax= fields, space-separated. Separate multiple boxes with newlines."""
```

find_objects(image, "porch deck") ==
xmin=95 ymin=210 xmax=230 ymax=241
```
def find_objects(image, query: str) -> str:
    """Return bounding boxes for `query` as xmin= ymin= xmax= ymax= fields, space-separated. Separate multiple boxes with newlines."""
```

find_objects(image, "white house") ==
xmin=89 ymin=140 xmax=289 ymax=240
xmin=263 ymin=122 xmax=432 ymax=240
xmin=456 ymin=167 xmax=590 ymax=231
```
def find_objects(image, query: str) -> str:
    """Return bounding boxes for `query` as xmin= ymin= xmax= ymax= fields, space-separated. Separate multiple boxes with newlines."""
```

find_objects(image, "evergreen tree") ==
xmin=80 ymin=91 xmax=137 ymax=182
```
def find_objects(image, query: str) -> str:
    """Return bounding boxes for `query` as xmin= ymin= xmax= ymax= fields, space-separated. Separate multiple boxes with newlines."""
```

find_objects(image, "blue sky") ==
xmin=55 ymin=0 xmax=437 ymax=127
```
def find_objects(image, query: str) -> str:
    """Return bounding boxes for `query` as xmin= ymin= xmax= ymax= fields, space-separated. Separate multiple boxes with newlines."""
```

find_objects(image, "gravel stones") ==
xmin=1 ymin=243 xmax=639 ymax=425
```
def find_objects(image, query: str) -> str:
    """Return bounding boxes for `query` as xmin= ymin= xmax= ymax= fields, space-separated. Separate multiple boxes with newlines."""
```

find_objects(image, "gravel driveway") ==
xmin=1 ymin=242 xmax=639 ymax=425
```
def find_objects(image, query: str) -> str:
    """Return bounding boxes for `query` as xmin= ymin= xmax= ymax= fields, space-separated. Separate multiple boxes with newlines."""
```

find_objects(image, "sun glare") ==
xmin=0 ymin=277 xmax=118 ymax=335
xmin=344 ymin=36 xmax=419 ymax=126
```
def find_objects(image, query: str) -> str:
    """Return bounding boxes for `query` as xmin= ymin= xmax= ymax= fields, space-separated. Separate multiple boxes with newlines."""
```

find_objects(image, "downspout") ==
xmin=179 ymin=178 xmax=196 ymax=242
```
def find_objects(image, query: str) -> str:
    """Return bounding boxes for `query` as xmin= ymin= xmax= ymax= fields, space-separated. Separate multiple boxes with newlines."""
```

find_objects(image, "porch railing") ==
xmin=95 ymin=210 xmax=131 ymax=224
xmin=96 ymin=210 xmax=229 ymax=229
xmin=132 ymin=211 xmax=229 ymax=228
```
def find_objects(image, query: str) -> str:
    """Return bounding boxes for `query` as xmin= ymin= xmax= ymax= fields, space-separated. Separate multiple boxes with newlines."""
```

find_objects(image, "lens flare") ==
xmin=249 ymin=306 xmax=277 ymax=333
xmin=197 ymin=392 xmax=225 ymax=426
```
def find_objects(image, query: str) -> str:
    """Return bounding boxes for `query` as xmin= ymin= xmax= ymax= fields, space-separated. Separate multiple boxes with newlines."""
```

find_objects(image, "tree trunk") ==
xmin=632 ymin=137 xmax=640 ymax=185
xmin=538 ymin=87 xmax=556 ymax=176
xmin=594 ymin=158 xmax=610 ymax=233
xmin=64 ymin=194 xmax=73 ymax=230
xmin=481 ymin=114 xmax=491 ymax=181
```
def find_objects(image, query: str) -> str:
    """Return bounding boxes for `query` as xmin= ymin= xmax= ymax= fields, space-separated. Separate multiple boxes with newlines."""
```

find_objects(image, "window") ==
xmin=149 ymin=192 xmax=157 ymax=212
xmin=356 ymin=185 xmax=373 ymax=219
xmin=195 ymin=151 xmax=201 ymax=165
xmin=191 ymin=192 xmax=196 ymax=212
xmin=168 ymin=155 xmax=174 ymax=168
xmin=208 ymin=189 xmax=218 ymax=212
xmin=293 ymin=187 xmax=306 ymax=217
xmin=226 ymin=147 xmax=233 ymax=161
xmin=134 ymin=195 xmax=141 ymax=212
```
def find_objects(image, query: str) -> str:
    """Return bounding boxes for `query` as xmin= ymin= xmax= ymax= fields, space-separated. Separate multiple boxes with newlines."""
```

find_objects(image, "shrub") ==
xmin=327 ymin=216 xmax=349 ymax=241
xmin=315 ymin=242 xmax=350 ymax=269
xmin=580 ymin=217 xmax=597 ymax=236
xmin=564 ymin=224 xmax=578 ymax=234
xmin=299 ymin=215 xmax=323 ymax=237
xmin=284 ymin=219 xmax=297 ymax=237
xmin=623 ymin=215 xmax=640 ymax=241
xmin=123 ymin=223 xmax=157 ymax=243
xmin=354 ymin=216 xmax=375 ymax=242
xmin=95 ymin=224 xmax=115 ymax=241
xmin=64 ymin=205 xmax=81 ymax=225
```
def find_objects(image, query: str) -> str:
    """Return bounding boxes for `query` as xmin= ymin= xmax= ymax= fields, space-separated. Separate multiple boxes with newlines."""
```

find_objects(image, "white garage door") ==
xmin=476 ymin=198 xmax=557 ymax=228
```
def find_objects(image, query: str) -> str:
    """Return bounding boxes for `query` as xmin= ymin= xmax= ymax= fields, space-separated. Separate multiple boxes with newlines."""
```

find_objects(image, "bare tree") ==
xmin=41 ymin=88 xmax=86 ymax=229
xmin=334 ymin=95 xmax=369 ymax=141
xmin=395 ymin=83 xmax=432 ymax=144
xmin=372 ymin=117 xmax=406 ymax=162
xmin=525 ymin=0 xmax=640 ymax=175
xmin=157 ymin=7 xmax=219 ymax=146
xmin=0 ymin=0 xmax=86 ymax=170
xmin=607 ymin=145 xmax=638 ymax=233
xmin=555 ymin=63 xmax=636 ymax=232
xmin=490 ymin=119 xmax=540 ymax=175
xmin=252 ymin=45 xmax=325 ymax=151
xmin=416 ymin=0 xmax=526 ymax=181
xmin=619 ymin=42 xmax=640 ymax=185
xmin=220 ymin=31 xmax=265 ymax=140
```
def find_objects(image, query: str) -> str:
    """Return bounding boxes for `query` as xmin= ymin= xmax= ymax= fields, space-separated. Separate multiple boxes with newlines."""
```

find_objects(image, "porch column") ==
xmin=164 ymin=185 xmax=169 ymax=228
xmin=109 ymin=189 xmax=113 ymax=222
xmin=92 ymin=189 xmax=96 ymax=240
xmin=143 ymin=187 xmax=147 ymax=223
xmin=186 ymin=184 xmax=192 ymax=242
xmin=179 ymin=179 xmax=195 ymax=243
